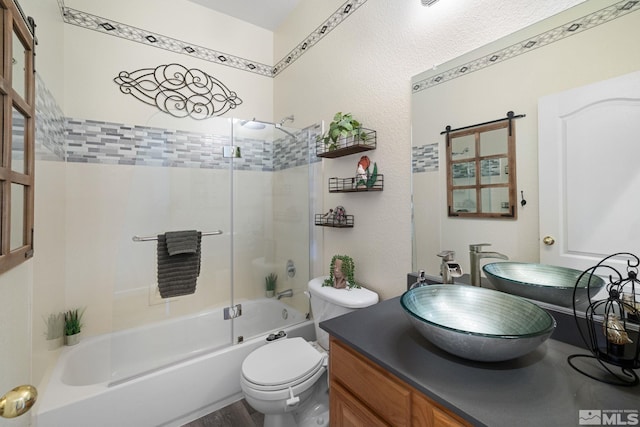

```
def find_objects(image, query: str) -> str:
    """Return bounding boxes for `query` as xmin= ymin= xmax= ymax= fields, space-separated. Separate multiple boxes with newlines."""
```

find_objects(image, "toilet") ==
xmin=240 ymin=276 xmax=378 ymax=427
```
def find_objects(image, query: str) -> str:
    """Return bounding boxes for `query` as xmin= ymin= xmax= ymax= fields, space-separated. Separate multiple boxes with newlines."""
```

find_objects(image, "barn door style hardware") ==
xmin=114 ymin=63 xmax=243 ymax=120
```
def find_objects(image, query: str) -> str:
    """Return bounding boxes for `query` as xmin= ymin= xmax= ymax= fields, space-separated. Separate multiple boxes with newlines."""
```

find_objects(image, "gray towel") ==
xmin=157 ymin=231 xmax=202 ymax=298
xmin=165 ymin=230 xmax=199 ymax=255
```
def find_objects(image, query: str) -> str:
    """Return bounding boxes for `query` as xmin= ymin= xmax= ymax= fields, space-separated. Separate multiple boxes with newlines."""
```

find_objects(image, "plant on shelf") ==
xmin=64 ymin=308 xmax=84 ymax=346
xmin=317 ymin=112 xmax=368 ymax=151
xmin=265 ymin=273 xmax=277 ymax=297
xmin=323 ymin=254 xmax=359 ymax=289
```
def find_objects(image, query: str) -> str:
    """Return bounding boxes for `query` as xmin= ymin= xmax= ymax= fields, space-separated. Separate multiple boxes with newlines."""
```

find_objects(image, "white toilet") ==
xmin=240 ymin=276 xmax=379 ymax=427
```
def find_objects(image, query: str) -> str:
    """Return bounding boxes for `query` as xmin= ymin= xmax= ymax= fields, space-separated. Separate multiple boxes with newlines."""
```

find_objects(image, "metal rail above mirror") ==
xmin=444 ymin=112 xmax=523 ymax=219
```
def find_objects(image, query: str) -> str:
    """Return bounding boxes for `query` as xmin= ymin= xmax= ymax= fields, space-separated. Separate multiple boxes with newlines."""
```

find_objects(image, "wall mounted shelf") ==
xmin=329 ymin=175 xmax=384 ymax=193
xmin=314 ymin=214 xmax=354 ymax=228
xmin=316 ymin=128 xmax=377 ymax=158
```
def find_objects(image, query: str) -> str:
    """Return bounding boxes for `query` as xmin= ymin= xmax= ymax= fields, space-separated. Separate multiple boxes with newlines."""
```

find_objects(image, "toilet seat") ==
xmin=242 ymin=337 xmax=325 ymax=392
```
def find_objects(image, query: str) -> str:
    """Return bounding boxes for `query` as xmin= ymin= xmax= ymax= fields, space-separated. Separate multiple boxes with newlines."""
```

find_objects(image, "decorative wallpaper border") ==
xmin=412 ymin=0 xmax=640 ymax=93
xmin=59 ymin=0 xmax=368 ymax=78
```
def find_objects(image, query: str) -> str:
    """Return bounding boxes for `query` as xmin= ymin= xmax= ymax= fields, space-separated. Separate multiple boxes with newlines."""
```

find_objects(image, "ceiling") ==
xmin=187 ymin=0 xmax=303 ymax=31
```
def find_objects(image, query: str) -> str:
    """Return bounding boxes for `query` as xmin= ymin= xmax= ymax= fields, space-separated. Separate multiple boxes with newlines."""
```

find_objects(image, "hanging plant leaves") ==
xmin=366 ymin=163 xmax=378 ymax=188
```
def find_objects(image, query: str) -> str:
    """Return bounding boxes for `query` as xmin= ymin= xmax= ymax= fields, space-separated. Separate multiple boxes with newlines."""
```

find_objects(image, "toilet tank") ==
xmin=308 ymin=276 xmax=379 ymax=350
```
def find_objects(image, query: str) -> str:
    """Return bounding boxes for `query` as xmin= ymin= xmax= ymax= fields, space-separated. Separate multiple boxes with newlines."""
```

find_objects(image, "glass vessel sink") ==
xmin=482 ymin=262 xmax=606 ymax=307
xmin=401 ymin=285 xmax=556 ymax=362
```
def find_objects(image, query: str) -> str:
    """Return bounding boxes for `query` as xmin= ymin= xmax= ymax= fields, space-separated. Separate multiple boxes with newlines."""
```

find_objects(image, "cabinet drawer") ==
xmin=330 ymin=338 xmax=411 ymax=426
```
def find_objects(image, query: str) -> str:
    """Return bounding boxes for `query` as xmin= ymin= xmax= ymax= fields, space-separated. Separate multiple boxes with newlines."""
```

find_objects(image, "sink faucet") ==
xmin=469 ymin=243 xmax=509 ymax=287
xmin=276 ymin=289 xmax=293 ymax=300
xmin=410 ymin=270 xmax=428 ymax=289
xmin=437 ymin=251 xmax=463 ymax=284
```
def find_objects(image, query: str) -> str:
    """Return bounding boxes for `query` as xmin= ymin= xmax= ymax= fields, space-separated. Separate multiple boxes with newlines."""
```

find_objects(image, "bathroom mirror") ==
xmin=446 ymin=117 xmax=517 ymax=218
xmin=411 ymin=0 xmax=639 ymax=288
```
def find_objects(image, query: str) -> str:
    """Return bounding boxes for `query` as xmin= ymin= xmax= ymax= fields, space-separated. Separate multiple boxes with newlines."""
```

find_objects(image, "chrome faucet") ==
xmin=469 ymin=243 xmax=508 ymax=287
xmin=410 ymin=270 xmax=428 ymax=289
xmin=437 ymin=250 xmax=463 ymax=284
xmin=276 ymin=289 xmax=293 ymax=300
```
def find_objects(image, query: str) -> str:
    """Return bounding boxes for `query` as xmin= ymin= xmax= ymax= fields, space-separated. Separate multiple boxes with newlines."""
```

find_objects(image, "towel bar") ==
xmin=132 ymin=230 xmax=223 ymax=242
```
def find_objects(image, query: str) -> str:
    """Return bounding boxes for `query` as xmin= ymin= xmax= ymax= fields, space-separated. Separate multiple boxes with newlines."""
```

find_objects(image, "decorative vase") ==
xmin=65 ymin=333 xmax=81 ymax=346
xmin=266 ymin=290 xmax=275 ymax=298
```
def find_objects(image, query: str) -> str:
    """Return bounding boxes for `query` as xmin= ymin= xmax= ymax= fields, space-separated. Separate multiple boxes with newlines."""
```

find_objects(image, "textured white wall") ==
xmin=274 ymin=0 xmax=585 ymax=299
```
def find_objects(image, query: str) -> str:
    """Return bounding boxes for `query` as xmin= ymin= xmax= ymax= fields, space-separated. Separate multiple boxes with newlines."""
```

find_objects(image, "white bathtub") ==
xmin=35 ymin=298 xmax=314 ymax=427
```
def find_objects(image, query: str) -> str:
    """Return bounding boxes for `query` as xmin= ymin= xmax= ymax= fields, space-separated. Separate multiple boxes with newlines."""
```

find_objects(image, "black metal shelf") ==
xmin=314 ymin=214 xmax=354 ymax=228
xmin=316 ymin=128 xmax=376 ymax=158
xmin=328 ymin=175 xmax=384 ymax=192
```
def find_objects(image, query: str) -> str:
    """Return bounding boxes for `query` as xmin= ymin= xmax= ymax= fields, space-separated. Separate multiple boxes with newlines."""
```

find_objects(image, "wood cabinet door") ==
xmin=330 ymin=382 xmax=390 ymax=427
xmin=412 ymin=391 xmax=472 ymax=427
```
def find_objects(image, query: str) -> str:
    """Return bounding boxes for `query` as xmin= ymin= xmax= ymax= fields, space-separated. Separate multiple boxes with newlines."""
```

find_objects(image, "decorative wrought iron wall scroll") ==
xmin=114 ymin=64 xmax=243 ymax=120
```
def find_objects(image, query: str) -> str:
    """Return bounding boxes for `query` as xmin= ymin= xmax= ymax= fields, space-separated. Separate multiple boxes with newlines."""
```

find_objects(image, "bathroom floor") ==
xmin=182 ymin=399 xmax=264 ymax=427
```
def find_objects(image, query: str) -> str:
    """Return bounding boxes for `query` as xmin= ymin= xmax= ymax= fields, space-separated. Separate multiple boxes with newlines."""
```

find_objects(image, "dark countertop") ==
xmin=320 ymin=296 xmax=640 ymax=427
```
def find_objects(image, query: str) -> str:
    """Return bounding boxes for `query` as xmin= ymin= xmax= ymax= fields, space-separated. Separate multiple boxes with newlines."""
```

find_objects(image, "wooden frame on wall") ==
xmin=0 ymin=0 xmax=36 ymax=274
xmin=445 ymin=116 xmax=518 ymax=219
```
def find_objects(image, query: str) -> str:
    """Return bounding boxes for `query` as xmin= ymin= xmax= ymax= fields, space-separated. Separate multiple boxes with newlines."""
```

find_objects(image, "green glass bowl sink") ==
xmin=401 ymin=285 xmax=556 ymax=362
xmin=483 ymin=262 xmax=606 ymax=307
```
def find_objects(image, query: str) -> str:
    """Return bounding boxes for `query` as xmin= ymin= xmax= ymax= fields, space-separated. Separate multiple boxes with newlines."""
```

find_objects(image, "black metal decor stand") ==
xmin=567 ymin=253 xmax=640 ymax=386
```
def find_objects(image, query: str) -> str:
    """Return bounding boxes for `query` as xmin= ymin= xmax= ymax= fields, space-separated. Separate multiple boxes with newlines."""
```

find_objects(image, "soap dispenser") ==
xmin=437 ymin=251 xmax=463 ymax=284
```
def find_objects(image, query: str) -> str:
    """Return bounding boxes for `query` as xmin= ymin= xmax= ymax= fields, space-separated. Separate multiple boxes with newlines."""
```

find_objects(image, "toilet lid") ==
xmin=242 ymin=337 xmax=324 ymax=388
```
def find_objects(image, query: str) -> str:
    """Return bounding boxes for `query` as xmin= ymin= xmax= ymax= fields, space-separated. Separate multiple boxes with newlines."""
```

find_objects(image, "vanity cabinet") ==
xmin=329 ymin=337 xmax=472 ymax=427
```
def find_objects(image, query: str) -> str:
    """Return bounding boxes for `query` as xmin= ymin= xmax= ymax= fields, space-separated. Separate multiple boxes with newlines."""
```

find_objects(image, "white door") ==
xmin=538 ymin=70 xmax=640 ymax=272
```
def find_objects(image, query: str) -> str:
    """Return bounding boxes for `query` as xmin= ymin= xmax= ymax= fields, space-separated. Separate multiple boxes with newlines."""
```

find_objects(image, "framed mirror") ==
xmin=446 ymin=117 xmax=517 ymax=218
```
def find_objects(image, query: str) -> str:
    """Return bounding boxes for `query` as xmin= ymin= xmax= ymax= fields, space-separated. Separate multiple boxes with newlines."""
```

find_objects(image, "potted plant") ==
xmin=265 ymin=273 xmax=277 ymax=298
xmin=64 ymin=308 xmax=84 ymax=346
xmin=317 ymin=112 xmax=368 ymax=151
xmin=323 ymin=255 xmax=360 ymax=289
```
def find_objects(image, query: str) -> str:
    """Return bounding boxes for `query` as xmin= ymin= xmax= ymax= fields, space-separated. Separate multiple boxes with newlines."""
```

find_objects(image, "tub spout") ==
xmin=277 ymin=289 xmax=293 ymax=300
xmin=469 ymin=243 xmax=509 ymax=287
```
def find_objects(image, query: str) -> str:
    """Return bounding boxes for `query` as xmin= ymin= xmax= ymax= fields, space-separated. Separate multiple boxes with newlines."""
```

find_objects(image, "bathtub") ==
xmin=35 ymin=298 xmax=315 ymax=427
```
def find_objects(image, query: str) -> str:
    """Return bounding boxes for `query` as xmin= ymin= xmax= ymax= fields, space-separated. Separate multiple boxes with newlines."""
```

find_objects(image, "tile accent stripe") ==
xmin=58 ymin=0 xmax=368 ymax=78
xmin=36 ymin=73 xmax=66 ymax=161
xmin=412 ymin=0 xmax=640 ymax=93
xmin=413 ymin=143 xmax=439 ymax=173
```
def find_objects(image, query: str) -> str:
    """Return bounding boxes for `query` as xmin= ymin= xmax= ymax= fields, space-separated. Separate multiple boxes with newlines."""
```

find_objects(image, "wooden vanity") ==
xmin=320 ymin=296 xmax=640 ymax=427
xmin=330 ymin=336 xmax=470 ymax=426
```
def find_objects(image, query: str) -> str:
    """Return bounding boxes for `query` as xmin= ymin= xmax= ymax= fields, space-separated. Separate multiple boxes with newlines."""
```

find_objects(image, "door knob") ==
xmin=0 ymin=385 xmax=37 ymax=418
xmin=543 ymin=236 xmax=555 ymax=246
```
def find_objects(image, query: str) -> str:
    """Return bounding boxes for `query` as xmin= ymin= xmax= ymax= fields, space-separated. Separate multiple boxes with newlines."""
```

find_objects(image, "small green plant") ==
xmin=64 ymin=308 xmax=84 ymax=336
xmin=265 ymin=273 xmax=277 ymax=292
xmin=317 ymin=112 xmax=366 ymax=150
xmin=323 ymin=255 xmax=359 ymax=289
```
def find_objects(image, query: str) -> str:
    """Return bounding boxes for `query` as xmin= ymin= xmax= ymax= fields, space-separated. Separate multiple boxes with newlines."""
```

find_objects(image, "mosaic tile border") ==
xmin=35 ymin=73 xmax=66 ymax=161
xmin=412 ymin=143 xmax=439 ymax=173
xmin=58 ymin=0 xmax=368 ymax=78
xmin=412 ymin=0 xmax=640 ymax=93
xmin=62 ymin=118 xmax=318 ymax=172
xmin=65 ymin=119 xmax=265 ymax=170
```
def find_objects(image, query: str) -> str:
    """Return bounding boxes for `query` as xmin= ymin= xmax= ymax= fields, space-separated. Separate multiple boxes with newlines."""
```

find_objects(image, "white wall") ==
xmin=274 ymin=0 xmax=586 ymax=299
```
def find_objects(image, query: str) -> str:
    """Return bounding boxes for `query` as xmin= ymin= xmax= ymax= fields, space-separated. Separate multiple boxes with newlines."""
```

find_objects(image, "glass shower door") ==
xmin=230 ymin=120 xmax=312 ymax=344
xmin=108 ymin=114 xmax=234 ymax=384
